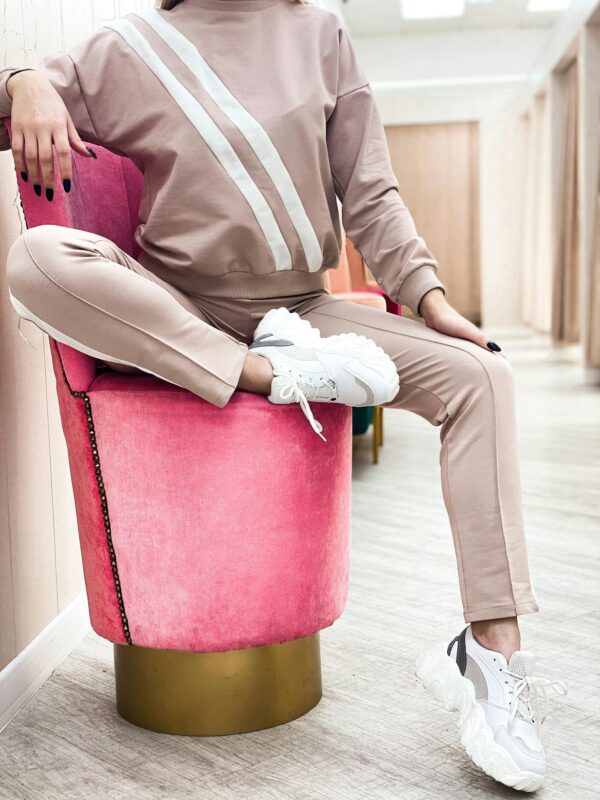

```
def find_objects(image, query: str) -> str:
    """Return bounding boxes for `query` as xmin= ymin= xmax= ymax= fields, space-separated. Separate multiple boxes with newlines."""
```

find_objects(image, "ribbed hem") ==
xmin=0 ymin=68 xmax=32 ymax=116
xmin=397 ymin=266 xmax=446 ymax=318
xmin=184 ymin=0 xmax=281 ymax=10
xmin=187 ymin=269 xmax=328 ymax=300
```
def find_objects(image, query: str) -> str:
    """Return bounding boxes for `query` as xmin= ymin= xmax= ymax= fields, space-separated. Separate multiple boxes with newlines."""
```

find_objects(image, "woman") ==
xmin=0 ymin=0 xmax=563 ymax=791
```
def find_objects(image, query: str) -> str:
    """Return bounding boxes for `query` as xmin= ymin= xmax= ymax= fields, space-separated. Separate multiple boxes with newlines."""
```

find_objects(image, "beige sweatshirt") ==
xmin=0 ymin=0 xmax=446 ymax=315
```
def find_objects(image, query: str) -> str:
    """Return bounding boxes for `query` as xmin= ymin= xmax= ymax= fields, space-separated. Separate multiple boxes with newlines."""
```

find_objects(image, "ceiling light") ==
xmin=526 ymin=0 xmax=571 ymax=11
xmin=399 ymin=0 xmax=465 ymax=20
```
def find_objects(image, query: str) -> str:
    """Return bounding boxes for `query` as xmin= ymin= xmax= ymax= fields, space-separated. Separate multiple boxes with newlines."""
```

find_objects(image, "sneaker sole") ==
xmin=415 ymin=643 xmax=544 ymax=792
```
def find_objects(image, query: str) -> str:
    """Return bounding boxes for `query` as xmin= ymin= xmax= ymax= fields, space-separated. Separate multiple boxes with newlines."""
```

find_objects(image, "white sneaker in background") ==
xmin=250 ymin=307 xmax=399 ymax=440
xmin=415 ymin=624 xmax=567 ymax=792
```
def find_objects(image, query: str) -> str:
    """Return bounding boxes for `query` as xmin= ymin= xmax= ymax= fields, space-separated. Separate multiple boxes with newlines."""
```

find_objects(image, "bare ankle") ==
xmin=471 ymin=617 xmax=521 ymax=661
xmin=237 ymin=352 xmax=274 ymax=395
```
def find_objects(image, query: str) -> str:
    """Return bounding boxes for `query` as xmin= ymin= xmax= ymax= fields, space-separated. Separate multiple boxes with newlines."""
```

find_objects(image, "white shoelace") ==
xmin=273 ymin=370 xmax=332 ymax=441
xmin=505 ymin=669 xmax=568 ymax=734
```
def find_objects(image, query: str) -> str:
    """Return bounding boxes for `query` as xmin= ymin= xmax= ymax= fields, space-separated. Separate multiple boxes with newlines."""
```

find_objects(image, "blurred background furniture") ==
xmin=3 ymin=118 xmax=353 ymax=736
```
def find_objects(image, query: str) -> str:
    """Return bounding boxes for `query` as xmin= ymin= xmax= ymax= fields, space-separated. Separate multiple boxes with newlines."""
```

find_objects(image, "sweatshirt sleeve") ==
xmin=0 ymin=27 xmax=127 ymax=155
xmin=326 ymin=26 xmax=446 ymax=317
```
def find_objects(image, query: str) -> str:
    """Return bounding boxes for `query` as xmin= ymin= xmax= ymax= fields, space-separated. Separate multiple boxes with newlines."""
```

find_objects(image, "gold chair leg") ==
xmin=114 ymin=632 xmax=322 ymax=736
xmin=372 ymin=406 xmax=379 ymax=463
xmin=372 ymin=406 xmax=385 ymax=463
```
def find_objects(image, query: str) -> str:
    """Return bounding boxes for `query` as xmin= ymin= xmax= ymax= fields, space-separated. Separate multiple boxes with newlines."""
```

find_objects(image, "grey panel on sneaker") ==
xmin=353 ymin=375 xmax=375 ymax=405
xmin=249 ymin=334 xmax=294 ymax=349
xmin=464 ymin=654 xmax=489 ymax=700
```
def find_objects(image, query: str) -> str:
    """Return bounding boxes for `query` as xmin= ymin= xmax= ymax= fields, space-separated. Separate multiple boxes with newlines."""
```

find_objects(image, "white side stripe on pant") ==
xmin=9 ymin=290 xmax=192 ymax=392
xmin=135 ymin=8 xmax=323 ymax=273
xmin=104 ymin=18 xmax=293 ymax=271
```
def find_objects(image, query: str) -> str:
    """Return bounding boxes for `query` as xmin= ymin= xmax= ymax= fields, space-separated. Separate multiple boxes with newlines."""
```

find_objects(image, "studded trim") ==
xmin=54 ymin=345 xmax=133 ymax=645
xmin=12 ymin=160 xmax=132 ymax=645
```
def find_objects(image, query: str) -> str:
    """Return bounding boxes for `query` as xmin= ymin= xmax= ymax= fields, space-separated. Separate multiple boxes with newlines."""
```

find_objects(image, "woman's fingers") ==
xmin=53 ymin=126 xmax=73 ymax=193
xmin=10 ymin=127 xmax=27 ymax=179
xmin=16 ymin=117 xmax=95 ymax=196
xmin=37 ymin=130 xmax=55 ymax=200
xmin=67 ymin=114 xmax=95 ymax=158
xmin=23 ymin=129 xmax=41 ymax=194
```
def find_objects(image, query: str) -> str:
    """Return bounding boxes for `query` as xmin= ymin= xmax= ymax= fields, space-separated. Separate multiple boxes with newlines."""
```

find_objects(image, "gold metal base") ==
xmin=113 ymin=633 xmax=322 ymax=736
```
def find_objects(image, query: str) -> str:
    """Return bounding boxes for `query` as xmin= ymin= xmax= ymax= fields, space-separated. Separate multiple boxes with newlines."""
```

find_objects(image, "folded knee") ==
xmin=6 ymin=224 xmax=69 ymax=302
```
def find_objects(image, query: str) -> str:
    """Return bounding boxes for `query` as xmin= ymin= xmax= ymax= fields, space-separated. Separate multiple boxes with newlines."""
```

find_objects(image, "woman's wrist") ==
xmin=418 ymin=286 xmax=446 ymax=320
xmin=6 ymin=69 xmax=38 ymax=99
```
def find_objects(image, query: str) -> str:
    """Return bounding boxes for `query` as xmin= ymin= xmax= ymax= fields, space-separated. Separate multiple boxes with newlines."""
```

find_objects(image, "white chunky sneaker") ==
xmin=415 ymin=625 xmax=567 ymax=792
xmin=250 ymin=307 xmax=399 ymax=440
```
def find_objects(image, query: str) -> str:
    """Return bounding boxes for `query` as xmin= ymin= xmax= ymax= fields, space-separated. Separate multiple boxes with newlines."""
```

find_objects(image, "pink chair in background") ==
xmin=2 ymin=118 xmax=353 ymax=736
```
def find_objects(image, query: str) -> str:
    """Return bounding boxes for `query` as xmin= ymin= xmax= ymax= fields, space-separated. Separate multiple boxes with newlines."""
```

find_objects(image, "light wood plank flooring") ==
xmin=1 ymin=329 xmax=598 ymax=799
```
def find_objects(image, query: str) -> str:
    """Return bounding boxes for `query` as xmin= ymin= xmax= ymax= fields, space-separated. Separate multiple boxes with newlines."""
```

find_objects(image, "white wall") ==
xmin=355 ymin=28 xmax=549 ymax=84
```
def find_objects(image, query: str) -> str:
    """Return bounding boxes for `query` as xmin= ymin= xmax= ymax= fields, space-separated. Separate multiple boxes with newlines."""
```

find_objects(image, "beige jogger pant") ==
xmin=5 ymin=224 xmax=540 ymax=623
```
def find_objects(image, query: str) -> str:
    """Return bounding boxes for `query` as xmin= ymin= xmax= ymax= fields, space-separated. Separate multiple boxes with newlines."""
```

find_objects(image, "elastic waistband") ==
xmin=186 ymin=269 xmax=329 ymax=300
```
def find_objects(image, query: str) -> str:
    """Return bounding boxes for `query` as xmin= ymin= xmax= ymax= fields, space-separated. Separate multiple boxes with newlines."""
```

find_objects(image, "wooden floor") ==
xmin=1 ymin=329 xmax=598 ymax=799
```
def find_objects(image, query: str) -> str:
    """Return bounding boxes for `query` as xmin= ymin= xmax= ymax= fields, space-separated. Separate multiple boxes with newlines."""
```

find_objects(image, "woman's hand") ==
xmin=419 ymin=288 xmax=502 ymax=352
xmin=7 ymin=69 xmax=95 ymax=199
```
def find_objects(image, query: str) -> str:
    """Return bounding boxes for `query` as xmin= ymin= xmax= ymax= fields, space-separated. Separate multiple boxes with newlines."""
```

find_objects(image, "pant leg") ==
xmin=296 ymin=292 xmax=539 ymax=623
xmin=6 ymin=225 xmax=248 ymax=407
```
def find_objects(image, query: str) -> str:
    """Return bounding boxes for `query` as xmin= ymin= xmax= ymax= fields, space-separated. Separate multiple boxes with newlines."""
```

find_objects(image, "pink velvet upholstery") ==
xmin=3 ymin=116 xmax=353 ymax=652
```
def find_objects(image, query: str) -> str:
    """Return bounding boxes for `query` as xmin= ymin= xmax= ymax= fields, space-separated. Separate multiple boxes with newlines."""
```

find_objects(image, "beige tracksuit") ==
xmin=1 ymin=0 xmax=539 ymax=622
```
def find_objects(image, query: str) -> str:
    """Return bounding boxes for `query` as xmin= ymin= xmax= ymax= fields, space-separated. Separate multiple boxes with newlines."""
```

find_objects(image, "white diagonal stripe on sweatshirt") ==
xmin=134 ymin=8 xmax=323 ymax=273
xmin=104 ymin=18 xmax=292 ymax=270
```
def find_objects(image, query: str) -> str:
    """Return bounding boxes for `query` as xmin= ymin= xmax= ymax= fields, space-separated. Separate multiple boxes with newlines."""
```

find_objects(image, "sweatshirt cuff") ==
xmin=398 ymin=266 xmax=446 ymax=318
xmin=0 ymin=68 xmax=34 ymax=116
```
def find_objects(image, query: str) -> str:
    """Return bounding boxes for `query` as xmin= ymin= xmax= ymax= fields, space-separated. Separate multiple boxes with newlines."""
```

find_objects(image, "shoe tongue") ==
xmin=508 ymin=650 xmax=536 ymax=678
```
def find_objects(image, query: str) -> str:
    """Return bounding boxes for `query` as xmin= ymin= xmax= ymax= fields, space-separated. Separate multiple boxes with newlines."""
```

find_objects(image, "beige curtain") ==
xmin=520 ymin=109 xmax=534 ymax=326
xmin=521 ymin=90 xmax=554 ymax=332
xmin=586 ymin=137 xmax=600 ymax=367
xmin=551 ymin=60 xmax=580 ymax=343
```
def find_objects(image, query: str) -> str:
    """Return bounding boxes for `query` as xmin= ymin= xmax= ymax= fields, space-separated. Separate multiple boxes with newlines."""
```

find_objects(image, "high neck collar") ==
xmin=183 ymin=0 xmax=282 ymax=10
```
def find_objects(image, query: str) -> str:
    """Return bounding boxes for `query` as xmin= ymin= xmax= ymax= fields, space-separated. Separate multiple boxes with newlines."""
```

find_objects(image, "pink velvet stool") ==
xmin=3 ymin=118 xmax=353 ymax=736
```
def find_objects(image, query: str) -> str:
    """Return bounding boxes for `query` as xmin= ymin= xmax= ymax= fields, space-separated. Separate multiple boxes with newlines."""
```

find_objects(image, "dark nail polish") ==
xmin=487 ymin=341 xmax=502 ymax=352
xmin=20 ymin=171 xmax=28 ymax=182
xmin=33 ymin=184 xmax=41 ymax=196
xmin=63 ymin=178 xmax=71 ymax=193
xmin=85 ymin=146 xmax=97 ymax=159
xmin=46 ymin=187 xmax=54 ymax=201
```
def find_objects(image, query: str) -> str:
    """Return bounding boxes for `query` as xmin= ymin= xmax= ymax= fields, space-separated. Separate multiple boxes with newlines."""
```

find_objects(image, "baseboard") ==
xmin=0 ymin=591 xmax=91 ymax=733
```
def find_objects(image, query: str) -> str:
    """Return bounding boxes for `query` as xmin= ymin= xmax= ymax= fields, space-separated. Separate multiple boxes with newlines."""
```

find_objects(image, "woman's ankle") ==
xmin=470 ymin=616 xmax=521 ymax=661
xmin=237 ymin=352 xmax=274 ymax=395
